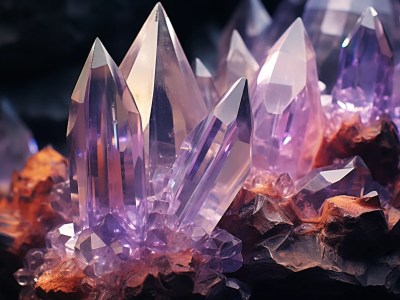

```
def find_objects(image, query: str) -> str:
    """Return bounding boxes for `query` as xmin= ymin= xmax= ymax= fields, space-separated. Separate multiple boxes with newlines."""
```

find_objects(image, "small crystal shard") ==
xmin=332 ymin=7 xmax=393 ymax=122
xmin=291 ymin=156 xmax=380 ymax=219
xmin=303 ymin=0 xmax=400 ymax=91
xmin=194 ymin=58 xmax=219 ymax=110
xmin=67 ymin=38 xmax=146 ymax=229
xmin=251 ymin=18 xmax=323 ymax=180
xmin=120 ymin=3 xmax=208 ymax=188
xmin=166 ymin=78 xmax=252 ymax=234
xmin=215 ymin=30 xmax=260 ymax=95
xmin=0 ymin=100 xmax=37 ymax=192
xmin=219 ymin=0 xmax=272 ymax=63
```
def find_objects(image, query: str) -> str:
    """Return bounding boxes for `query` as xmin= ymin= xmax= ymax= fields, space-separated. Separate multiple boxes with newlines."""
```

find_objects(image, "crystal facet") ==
xmin=166 ymin=78 xmax=253 ymax=234
xmin=219 ymin=0 xmax=272 ymax=63
xmin=251 ymin=18 xmax=323 ymax=179
xmin=194 ymin=58 xmax=219 ymax=110
xmin=303 ymin=0 xmax=400 ymax=91
xmin=332 ymin=7 xmax=393 ymax=122
xmin=0 ymin=100 xmax=37 ymax=192
xmin=120 ymin=3 xmax=208 ymax=190
xmin=67 ymin=38 xmax=146 ymax=229
xmin=216 ymin=30 xmax=260 ymax=95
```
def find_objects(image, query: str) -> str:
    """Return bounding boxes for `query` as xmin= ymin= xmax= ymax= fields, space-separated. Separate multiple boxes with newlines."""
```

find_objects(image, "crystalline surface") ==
xmin=194 ymin=58 xmax=219 ymax=110
xmin=332 ymin=7 xmax=393 ymax=122
xmin=216 ymin=30 xmax=260 ymax=95
xmin=303 ymin=0 xmax=400 ymax=92
xmin=166 ymin=78 xmax=252 ymax=234
xmin=219 ymin=0 xmax=272 ymax=63
xmin=120 ymin=3 xmax=208 ymax=190
xmin=0 ymin=100 xmax=37 ymax=192
xmin=251 ymin=18 xmax=323 ymax=180
xmin=291 ymin=156 xmax=379 ymax=219
xmin=67 ymin=38 xmax=146 ymax=229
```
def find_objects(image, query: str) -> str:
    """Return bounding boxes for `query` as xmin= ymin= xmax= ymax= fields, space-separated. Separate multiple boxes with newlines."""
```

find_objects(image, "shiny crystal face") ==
xmin=332 ymin=7 xmax=393 ymax=122
xmin=251 ymin=18 xmax=323 ymax=179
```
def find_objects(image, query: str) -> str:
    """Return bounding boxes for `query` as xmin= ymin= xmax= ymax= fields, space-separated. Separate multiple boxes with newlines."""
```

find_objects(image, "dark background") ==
xmin=0 ymin=0 xmax=281 ymax=153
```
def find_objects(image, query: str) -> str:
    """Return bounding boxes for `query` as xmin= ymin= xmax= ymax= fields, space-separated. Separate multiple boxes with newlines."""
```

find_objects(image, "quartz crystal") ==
xmin=166 ymin=78 xmax=252 ymax=234
xmin=194 ymin=58 xmax=219 ymax=110
xmin=251 ymin=18 xmax=323 ymax=180
xmin=219 ymin=0 xmax=272 ymax=63
xmin=332 ymin=7 xmax=393 ymax=122
xmin=67 ymin=38 xmax=146 ymax=229
xmin=120 ymin=3 xmax=208 ymax=190
xmin=291 ymin=156 xmax=381 ymax=219
xmin=0 ymin=100 xmax=37 ymax=192
xmin=303 ymin=0 xmax=400 ymax=92
xmin=215 ymin=30 xmax=260 ymax=95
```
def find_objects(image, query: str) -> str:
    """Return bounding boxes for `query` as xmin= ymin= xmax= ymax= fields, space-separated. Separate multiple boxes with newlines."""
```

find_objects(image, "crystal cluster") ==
xmin=9 ymin=0 xmax=400 ymax=299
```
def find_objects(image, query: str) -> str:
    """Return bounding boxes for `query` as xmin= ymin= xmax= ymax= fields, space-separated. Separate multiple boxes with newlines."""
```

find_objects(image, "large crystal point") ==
xmin=292 ymin=156 xmax=381 ymax=219
xmin=332 ymin=7 xmax=393 ymax=122
xmin=216 ymin=30 xmax=260 ymax=95
xmin=120 ymin=3 xmax=208 ymax=190
xmin=194 ymin=58 xmax=219 ymax=110
xmin=219 ymin=0 xmax=272 ymax=63
xmin=166 ymin=78 xmax=252 ymax=234
xmin=67 ymin=38 xmax=146 ymax=229
xmin=251 ymin=18 xmax=323 ymax=180
xmin=303 ymin=0 xmax=400 ymax=92
xmin=0 ymin=100 xmax=37 ymax=192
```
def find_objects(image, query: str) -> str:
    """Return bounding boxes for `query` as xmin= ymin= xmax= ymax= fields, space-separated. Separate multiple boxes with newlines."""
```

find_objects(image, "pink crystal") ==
xmin=332 ymin=7 xmax=393 ymax=122
xmin=166 ymin=78 xmax=252 ymax=234
xmin=67 ymin=38 xmax=146 ymax=229
xmin=193 ymin=58 xmax=220 ymax=110
xmin=251 ymin=18 xmax=323 ymax=180
xmin=120 ymin=3 xmax=208 ymax=191
xmin=215 ymin=30 xmax=260 ymax=95
xmin=303 ymin=0 xmax=400 ymax=92
xmin=219 ymin=0 xmax=272 ymax=63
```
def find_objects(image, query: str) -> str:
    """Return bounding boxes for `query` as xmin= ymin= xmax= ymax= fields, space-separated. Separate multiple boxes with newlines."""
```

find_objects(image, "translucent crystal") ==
xmin=332 ymin=7 xmax=393 ymax=122
xmin=251 ymin=18 xmax=323 ymax=179
xmin=166 ymin=78 xmax=252 ymax=234
xmin=0 ymin=100 xmax=37 ymax=192
xmin=303 ymin=0 xmax=400 ymax=91
xmin=67 ymin=38 xmax=146 ymax=229
xmin=219 ymin=0 xmax=272 ymax=63
xmin=215 ymin=30 xmax=260 ymax=95
xmin=194 ymin=58 xmax=219 ymax=110
xmin=120 ymin=3 xmax=208 ymax=189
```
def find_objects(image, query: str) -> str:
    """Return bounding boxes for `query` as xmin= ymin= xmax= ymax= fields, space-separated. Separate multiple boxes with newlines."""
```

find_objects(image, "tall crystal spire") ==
xmin=303 ymin=0 xmax=400 ymax=92
xmin=166 ymin=78 xmax=252 ymax=234
xmin=251 ymin=18 xmax=323 ymax=180
xmin=332 ymin=7 xmax=393 ymax=122
xmin=219 ymin=0 xmax=272 ymax=63
xmin=120 ymin=3 xmax=208 ymax=192
xmin=193 ymin=58 xmax=219 ymax=110
xmin=67 ymin=38 xmax=146 ymax=229
xmin=215 ymin=30 xmax=259 ymax=95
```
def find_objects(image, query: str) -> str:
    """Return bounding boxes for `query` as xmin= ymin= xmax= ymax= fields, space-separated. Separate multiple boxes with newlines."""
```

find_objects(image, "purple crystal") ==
xmin=0 ymin=100 xmax=37 ymax=192
xmin=251 ymin=18 xmax=323 ymax=180
xmin=166 ymin=78 xmax=252 ymax=234
xmin=219 ymin=0 xmax=272 ymax=63
xmin=120 ymin=3 xmax=208 ymax=190
xmin=194 ymin=58 xmax=220 ymax=110
xmin=303 ymin=0 xmax=400 ymax=92
xmin=291 ymin=156 xmax=381 ymax=219
xmin=332 ymin=7 xmax=393 ymax=122
xmin=215 ymin=30 xmax=260 ymax=95
xmin=67 ymin=38 xmax=146 ymax=229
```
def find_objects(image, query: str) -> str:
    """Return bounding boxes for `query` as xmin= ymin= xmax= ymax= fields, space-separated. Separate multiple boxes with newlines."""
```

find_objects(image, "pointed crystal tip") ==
xmin=92 ymin=38 xmax=108 ymax=68
xmin=360 ymin=7 xmax=379 ymax=29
